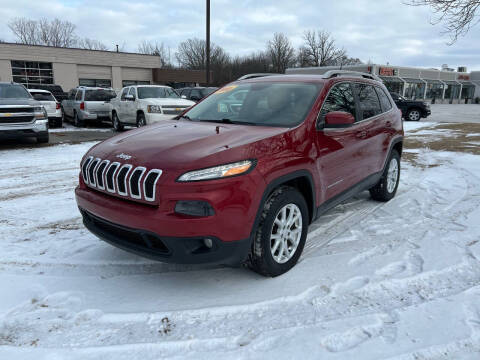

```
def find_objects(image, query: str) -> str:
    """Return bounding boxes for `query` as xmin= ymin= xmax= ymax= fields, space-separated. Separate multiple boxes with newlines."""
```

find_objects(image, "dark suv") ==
xmin=390 ymin=92 xmax=431 ymax=121
xmin=178 ymin=87 xmax=218 ymax=102
xmin=76 ymin=71 xmax=403 ymax=277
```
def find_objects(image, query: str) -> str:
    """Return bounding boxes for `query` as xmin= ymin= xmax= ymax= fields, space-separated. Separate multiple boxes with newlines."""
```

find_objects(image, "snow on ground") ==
xmin=1 ymin=120 xmax=480 ymax=359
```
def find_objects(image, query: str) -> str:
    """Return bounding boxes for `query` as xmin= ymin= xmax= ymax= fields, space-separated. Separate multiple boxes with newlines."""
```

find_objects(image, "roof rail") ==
xmin=322 ymin=70 xmax=382 ymax=82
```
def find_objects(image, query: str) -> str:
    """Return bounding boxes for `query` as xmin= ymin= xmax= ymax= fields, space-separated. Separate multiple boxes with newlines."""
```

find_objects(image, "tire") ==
xmin=407 ymin=108 xmax=421 ymax=121
xmin=246 ymin=186 xmax=309 ymax=277
xmin=112 ymin=112 xmax=124 ymax=131
xmin=136 ymin=113 xmax=146 ymax=127
xmin=37 ymin=133 xmax=49 ymax=144
xmin=369 ymin=149 xmax=400 ymax=202
xmin=73 ymin=111 xmax=84 ymax=127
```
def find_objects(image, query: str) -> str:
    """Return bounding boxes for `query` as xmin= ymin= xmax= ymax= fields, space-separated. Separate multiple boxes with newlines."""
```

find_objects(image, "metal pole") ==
xmin=206 ymin=0 xmax=210 ymax=86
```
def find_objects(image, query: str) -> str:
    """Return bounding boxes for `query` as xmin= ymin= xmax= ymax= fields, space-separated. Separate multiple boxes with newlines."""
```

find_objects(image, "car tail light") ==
xmin=56 ymin=102 xmax=61 ymax=110
xmin=80 ymin=102 xmax=85 ymax=110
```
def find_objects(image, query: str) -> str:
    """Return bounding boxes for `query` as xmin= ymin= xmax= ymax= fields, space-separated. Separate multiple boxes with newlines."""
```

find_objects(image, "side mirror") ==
xmin=325 ymin=111 xmax=355 ymax=127
xmin=125 ymin=94 xmax=135 ymax=101
xmin=181 ymin=95 xmax=187 ymax=99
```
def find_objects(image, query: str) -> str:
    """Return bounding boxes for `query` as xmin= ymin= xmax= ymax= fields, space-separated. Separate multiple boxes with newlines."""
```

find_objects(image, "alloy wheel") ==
xmin=387 ymin=158 xmax=399 ymax=193
xmin=409 ymin=110 xmax=420 ymax=121
xmin=270 ymin=203 xmax=303 ymax=264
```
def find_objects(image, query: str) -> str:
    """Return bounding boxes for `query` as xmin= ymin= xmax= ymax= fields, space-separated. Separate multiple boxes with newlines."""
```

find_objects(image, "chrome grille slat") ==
xmin=81 ymin=157 xmax=162 ymax=203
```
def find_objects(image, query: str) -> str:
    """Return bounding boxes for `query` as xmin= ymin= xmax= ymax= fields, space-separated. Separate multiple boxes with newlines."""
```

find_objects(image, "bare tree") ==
xmin=301 ymin=30 xmax=346 ymax=67
xmin=8 ymin=18 xmax=39 ymax=45
xmin=405 ymin=0 xmax=480 ymax=43
xmin=266 ymin=32 xmax=295 ymax=73
xmin=138 ymin=40 xmax=170 ymax=67
xmin=78 ymin=38 xmax=109 ymax=51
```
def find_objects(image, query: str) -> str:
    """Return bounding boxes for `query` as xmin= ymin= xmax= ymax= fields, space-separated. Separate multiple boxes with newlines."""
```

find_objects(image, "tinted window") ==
xmin=85 ymin=89 xmax=116 ymax=101
xmin=31 ymin=92 xmax=55 ymax=101
xmin=184 ymin=82 xmax=322 ymax=128
xmin=355 ymin=84 xmax=382 ymax=120
xmin=375 ymin=87 xmax=392 ymax=112
xmin=0 ymin=84 xmax=31 ymax=99
xmin=190 ymin=89 xmax=203 ymax=99
xmin=121 ymin=88 xmax=129 ymax=101
xmin=319 ymin=82 xmax=356 ymax=125
xmin=75 ymin=91 xmax=82 ymax=101
xmin=137 ymin=87 xmax=179 ymax=99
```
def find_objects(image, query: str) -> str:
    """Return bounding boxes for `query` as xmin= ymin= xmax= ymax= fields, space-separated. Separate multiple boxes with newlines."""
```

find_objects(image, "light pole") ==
xmin=206 ymin=0 xmax=210 ymax=86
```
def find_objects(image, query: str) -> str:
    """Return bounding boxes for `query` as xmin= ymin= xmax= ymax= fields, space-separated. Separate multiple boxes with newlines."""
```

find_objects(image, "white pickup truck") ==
xmin=109 ymin=85 xmax=195 ymax=131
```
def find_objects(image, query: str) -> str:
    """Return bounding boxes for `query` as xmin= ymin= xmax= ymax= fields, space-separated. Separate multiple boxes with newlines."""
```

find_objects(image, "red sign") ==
xmin=379 ymin=67 xmax=396 ymax=76
xmin=458 ymin=74 xmax=470 ymax=80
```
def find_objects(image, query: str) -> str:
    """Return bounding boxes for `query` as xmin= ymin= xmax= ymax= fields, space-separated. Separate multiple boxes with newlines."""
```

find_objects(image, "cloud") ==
xmin=0 ymin=0 xmax=479 ymax=70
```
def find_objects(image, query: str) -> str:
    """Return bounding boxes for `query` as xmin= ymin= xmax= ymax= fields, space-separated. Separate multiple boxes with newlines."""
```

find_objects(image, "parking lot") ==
xmin=0 ymin=105 xmax=479 ymax=359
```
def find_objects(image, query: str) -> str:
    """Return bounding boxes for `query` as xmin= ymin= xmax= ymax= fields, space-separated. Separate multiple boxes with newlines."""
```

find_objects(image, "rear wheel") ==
xmin=246 ymin=186 xmax=309 ymax=277
xmin=73 ymin=111 xmax=84 ymax=127
xmin=407 ymin=108 xmax=421 ymax=121
xmin=370 ymin=150 xmax=400 ymax=202
xmin=112 ymin=112 xmax=124 ymax=131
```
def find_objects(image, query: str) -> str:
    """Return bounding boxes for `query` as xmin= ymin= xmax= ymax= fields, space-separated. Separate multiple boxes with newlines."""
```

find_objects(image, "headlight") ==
xmin=34 ymin=106 xmax=48 ymax=119
xmin=177 ymin=160 xmax=255 ymax=182
xmin=147 ymin=105 xmax=162 ymax=113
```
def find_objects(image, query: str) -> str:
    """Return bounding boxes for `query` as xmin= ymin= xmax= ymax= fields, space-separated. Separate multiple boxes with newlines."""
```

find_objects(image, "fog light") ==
xmin=175 ymin=200 xmax=215 ymax=217
xmin=204 ymin=238 xmax=213 ymax=249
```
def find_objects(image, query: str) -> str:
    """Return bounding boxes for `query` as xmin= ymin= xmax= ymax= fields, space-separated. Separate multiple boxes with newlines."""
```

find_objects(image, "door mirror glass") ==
xmin=325 ymin=111 xmax=355 ymax=127
xmin=125 ymin=94 xmax=135 ymax=101
xmin=181 ymin=95 xmax=187 ymax=99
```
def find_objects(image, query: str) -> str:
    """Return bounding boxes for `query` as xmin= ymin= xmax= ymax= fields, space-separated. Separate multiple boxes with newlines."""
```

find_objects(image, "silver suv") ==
xmin=62 ymin=87 xmax=116 ymax=127
xmin=0 ymin=82 xmax=49 ymax=143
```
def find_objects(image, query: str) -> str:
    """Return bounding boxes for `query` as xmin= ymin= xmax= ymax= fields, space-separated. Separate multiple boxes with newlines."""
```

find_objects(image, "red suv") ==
xmin=76 ymin=71 xmax=403 ymax=277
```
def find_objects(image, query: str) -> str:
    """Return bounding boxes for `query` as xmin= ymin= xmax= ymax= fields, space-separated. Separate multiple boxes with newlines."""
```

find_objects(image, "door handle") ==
xmin=356 ymin=130 xmax=367 ymax=139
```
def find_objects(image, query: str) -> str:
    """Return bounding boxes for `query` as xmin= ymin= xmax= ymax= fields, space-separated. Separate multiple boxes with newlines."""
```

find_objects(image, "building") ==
xmin=0 ymin=42 xmax=209 ymax=91
xmin=286 ymin=64 xmax=480 ymax=104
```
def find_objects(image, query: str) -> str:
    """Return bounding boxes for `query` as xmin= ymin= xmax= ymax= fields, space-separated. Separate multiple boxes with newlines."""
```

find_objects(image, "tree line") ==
xmin=7 ymin=17 xmax=363 ymax=85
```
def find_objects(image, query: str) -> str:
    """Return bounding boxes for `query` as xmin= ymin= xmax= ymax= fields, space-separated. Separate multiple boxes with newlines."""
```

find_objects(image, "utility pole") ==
xmin=206 ymin=0 xmax=211 ymax=86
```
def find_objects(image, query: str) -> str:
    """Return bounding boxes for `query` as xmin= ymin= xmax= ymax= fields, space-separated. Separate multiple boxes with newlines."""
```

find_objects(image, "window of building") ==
xmin=461 ymin=85 xmax=475 ymax=100
xmin=425 ymin=82 xmax=444 ymax=99
xmin=11 ymin=60 xmax=54 ymax=86
xmin=79 ymin=79 xmax=112 ymax=88
xmin=403 ymin=80 xmax=425 ymax=100
xmin=375 ymin=87 xmax=392 ymax=112
xmin=318 ymin=82 xmax=356 ymax=126
xmin=355 ymin=83 xmax=382 ymax=120
xmin=122 ymin=80 xmax=150 ymax=87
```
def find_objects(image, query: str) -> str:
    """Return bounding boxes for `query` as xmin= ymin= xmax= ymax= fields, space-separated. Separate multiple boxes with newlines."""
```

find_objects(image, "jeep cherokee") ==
xmin=76 ymin=71 xmax=403 ymax=277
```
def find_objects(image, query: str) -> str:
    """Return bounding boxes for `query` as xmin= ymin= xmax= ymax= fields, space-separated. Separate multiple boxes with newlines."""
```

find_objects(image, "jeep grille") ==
xmin=81 ymin=156 xmax=162 ymax=203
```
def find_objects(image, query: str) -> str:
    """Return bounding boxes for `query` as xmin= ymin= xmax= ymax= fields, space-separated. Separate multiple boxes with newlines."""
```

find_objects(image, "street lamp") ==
xmin=206 ymin=0 xmax=210 ymax=86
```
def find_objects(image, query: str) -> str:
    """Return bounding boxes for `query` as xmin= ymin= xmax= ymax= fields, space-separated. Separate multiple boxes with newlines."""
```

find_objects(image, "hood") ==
xmin=140 ymin=98 xmax=195 ymax=107
xmin=87 ymin=120 xmax=288 ymax=171
xmin=0 ymin=99 xmax=39 ymax=106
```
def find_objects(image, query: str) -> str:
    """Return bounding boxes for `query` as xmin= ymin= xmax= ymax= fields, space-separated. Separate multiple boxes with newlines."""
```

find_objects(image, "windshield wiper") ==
xmin=201 ymin=118 xmax=257 ymax=126
xmin=177 ymin=115 xmax=192 ymax=121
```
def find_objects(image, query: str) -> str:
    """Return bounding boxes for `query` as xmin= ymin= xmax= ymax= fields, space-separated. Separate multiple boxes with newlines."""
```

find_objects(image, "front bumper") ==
xmin=0 ymin=119 xmax=48 ymax=139
xmin=145 ymin=112 xmax=176 ymax=124
xmin=80 ymin=209 xmax=250 ymax=265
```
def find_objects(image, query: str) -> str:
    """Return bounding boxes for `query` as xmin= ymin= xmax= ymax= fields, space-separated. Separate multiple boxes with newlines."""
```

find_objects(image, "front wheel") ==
xmin=407 ymin=108 xmax=421 ymax=121
xmin=136 ymin=113 xmax=146 ymax=127
xmin=112 ymin=112 xmax=124 ymax=131
xmin=370 ymin=150 xmax=400 ymax=202
xmin=246 ymin=186 xmax=309 ymax=277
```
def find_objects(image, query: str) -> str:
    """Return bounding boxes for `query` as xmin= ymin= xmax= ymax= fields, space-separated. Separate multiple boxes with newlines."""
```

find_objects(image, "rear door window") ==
xmin=355 ymin=83 xmax=382 ymax=120
xmin=31 ymin=92 xmax=55 ymax=101
xmin=318 ymin=82 xmax=356 ymax=126
xmin=85 ymin=89 xmax=117 ymax=101
xmin=375 ymin=87 xmax=393 ymax=113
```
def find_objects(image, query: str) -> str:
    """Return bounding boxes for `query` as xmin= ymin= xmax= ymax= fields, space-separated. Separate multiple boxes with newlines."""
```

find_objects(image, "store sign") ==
xmin=379 ymin=67 xmax=396 ymax=76
xmin=458 ymin=74 xmax=470 ymax=80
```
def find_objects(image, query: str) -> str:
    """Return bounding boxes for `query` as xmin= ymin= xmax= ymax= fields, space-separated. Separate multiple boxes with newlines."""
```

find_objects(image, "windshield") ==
xmin=0 ymin=84 xmax=32 ymax=99
xmin=201 ymin=88 xmax=218 ymax=97
xmin=85 ymin=90 xmax=116 ymax=101
xmin=31 ymin=92 xmax=55 ymax=101
xmin=183 ymin=82 xmax=322 ymax=127
xmin=138 ymin=87 xmax=179 ymax=99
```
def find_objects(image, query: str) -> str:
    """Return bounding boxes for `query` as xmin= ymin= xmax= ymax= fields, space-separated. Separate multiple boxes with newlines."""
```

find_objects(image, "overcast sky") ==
xmin=1 ymin=0 xmax=479 ymax=70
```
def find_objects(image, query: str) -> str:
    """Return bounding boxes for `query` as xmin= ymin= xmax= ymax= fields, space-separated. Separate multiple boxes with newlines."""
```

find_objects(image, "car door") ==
xmin=315 ymin=81 xmax=363 ymax=199
xmin=373 ymin=86 xmax=396 ymax=173
xmin=352 ymin=82 xmax=384 ymax=177
xmin=125 ymin=87 xmax=137 ymax=123
xmin=117 ymin=87 xmax=128 ymax=121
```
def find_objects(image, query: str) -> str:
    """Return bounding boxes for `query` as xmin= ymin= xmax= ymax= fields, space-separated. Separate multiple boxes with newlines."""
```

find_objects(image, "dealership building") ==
xmin=0 ymin=42 xmax=207 ymax=91
xmin=287 ymin=64 xmax=480 ymax=104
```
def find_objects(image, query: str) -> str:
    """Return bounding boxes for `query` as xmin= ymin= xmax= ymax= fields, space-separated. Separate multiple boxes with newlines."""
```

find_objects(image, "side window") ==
xmin=190 ymin=89 xmax=202 ymax=99
xmin=355 ymin=84 xmax=382 ymax=120
xmin=318 ymin=82 xmax=356 ymax=126
xmin=75 ymin=90 xmax=82 ymax=101
xmin=120 ymin=88 xmax=129 ymax=101
xmin=375 ymin=87 xmax=393 ymax=112
xmin=128 ymin=87 xmax=136 ymax=98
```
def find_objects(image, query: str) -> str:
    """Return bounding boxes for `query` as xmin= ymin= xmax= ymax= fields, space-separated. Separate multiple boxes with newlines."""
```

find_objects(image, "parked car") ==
xmin=109 ymin=85 xmax=195 ymax=131
xmin=178 ymin=87 xmax=218 ymax=102
xmin=62 ymin=87 xmax=116 ymax=127
xmin=75 ymin=72 xmax=403 ymax=277
xmin=26 ymin=84 xmax=67 ymax=102
xmin=28 ymin=89 xmax=62 ymax=128
xmin=389 ymin=92 xmax=431 ymax=121
xmin=0 ymin=82 xmax=49 ymax=143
